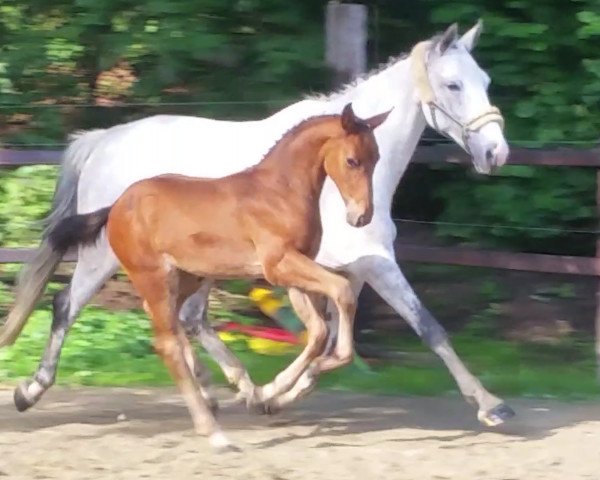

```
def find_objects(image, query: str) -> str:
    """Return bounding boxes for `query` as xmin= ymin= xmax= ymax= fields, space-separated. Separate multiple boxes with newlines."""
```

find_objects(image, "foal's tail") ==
xmin=47 ymin=207 xmax=112 ymax=254
xmin=0 ymin=129 xmax=106 ymax=348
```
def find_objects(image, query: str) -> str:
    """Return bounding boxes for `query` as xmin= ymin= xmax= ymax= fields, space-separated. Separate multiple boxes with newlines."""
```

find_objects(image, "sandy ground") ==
xmin=0 ymin=386 xmax=599 ymax=480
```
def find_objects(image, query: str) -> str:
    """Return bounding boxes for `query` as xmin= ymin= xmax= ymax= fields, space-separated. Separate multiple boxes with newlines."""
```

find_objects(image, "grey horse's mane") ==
xmin=305 ymin=33 xmax=444 ymax=102
xmin=304 ymin=53 xmax=409 ymax=102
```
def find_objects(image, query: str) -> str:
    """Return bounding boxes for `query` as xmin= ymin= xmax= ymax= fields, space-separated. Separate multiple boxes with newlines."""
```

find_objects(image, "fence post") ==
xmin=325 ymin=1 xmax=368 ymax=86
xmin=324 ymin=1 xmax=378 ymax=346
xmin=596 ymin=169 xmax=600 ymax=380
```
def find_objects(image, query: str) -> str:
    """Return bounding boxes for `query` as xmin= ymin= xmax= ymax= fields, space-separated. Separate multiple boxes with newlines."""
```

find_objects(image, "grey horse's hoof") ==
xmin=478 ymin=403 xmax=515 ymax=427
xmin=13 ymin=381 xmax=37 ymax=412
xmin=208 ymin=400 xmax=220 ymax=416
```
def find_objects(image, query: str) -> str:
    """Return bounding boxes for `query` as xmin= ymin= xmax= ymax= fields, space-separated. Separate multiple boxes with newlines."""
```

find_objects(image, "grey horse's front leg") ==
xmin=359 ymin=254 xmax=515 ymax=426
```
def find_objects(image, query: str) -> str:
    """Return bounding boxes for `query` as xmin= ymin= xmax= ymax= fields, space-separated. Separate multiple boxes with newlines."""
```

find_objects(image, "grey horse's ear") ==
xmin=435 ymin=23 xmax=458 ymax=56
xmin=459 ymin=19 xmax=483 ymax=52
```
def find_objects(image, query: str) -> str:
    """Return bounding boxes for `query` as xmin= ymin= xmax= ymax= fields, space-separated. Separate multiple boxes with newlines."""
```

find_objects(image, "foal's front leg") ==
xmin=245 ymin=287 xmax=330 ymax=409
xmin=247 ymin=250 xmax=356 ymax=408
xmin=266 ymin=276 xmax=365 ymax=411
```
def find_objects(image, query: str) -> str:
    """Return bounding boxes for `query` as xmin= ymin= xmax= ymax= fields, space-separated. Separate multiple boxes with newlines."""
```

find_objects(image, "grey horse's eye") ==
xmin=446 ymin=82 xmax=461 ymax=92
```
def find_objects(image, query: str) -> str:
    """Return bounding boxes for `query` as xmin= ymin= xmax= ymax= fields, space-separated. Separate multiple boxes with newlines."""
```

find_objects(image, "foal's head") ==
xmin=323 ymin=103 xmax=391 ymax=228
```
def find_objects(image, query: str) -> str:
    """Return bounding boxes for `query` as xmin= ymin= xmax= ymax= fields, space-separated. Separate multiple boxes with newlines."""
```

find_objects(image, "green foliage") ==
xmin=0 ymin=166 xmax=58 ymax=247
xmin=0 ymin=0 xmax=330 ymax=143
xmin=425 ymin=0 xmax=600 ymax=252
xmin=477 ymin=279 xmax=510 ymax=303
xmin=1 ymin=298 xmax=598 ymax=399
xmin=0 ymin=305 xmax=164 ymax=384
xmin=432 ymin=166 xmax=596 ymax=254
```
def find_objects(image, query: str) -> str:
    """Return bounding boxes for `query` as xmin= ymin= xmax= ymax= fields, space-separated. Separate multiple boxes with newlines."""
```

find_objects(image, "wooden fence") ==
xmin=1 ymin=143 xmax=600 ymax=368
xmin=1 ymin=144 xmax=598 ymax=270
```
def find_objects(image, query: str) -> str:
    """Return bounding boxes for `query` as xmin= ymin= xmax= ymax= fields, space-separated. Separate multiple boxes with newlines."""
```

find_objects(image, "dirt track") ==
xmin=0 ymin=386 xmax=599 ymax=479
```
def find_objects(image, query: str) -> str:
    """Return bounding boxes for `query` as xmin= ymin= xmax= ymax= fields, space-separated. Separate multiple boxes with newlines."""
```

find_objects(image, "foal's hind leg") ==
xmin=179 ymin=279 xmax=257 ymax=403
xmin=129 ymin=264 xmax=235 ymax=452
xmin=176 ymin=274 xmax=220 ymax=414
xmin=14 ymin=241 xmax=119 ymax=412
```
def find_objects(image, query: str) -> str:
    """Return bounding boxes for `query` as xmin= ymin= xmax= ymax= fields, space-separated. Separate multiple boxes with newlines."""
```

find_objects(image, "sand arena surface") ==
xmin=0 ymin=386 xmax=599 ymax=479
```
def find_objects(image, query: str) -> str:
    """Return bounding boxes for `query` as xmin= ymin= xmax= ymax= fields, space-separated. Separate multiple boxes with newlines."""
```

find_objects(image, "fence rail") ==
xmin=395 ymin=244 xmax=600 ymax=277
xmin=2 ymin=144 xmax=600 ymax=168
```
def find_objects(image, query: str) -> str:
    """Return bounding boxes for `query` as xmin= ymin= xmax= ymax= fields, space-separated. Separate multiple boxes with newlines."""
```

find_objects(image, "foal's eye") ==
xmin=446 ymin=82 xmax=461 ymax=92
xmin=346 ymin=158 xmax=360 ymax=168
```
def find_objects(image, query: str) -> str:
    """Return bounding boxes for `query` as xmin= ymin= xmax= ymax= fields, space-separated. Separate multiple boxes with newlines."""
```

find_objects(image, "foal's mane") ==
xmin=257 ymin=113 xmax=339 ymax=165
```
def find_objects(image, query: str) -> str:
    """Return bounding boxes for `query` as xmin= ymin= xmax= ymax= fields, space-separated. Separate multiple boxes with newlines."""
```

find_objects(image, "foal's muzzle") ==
xmin=345 ymin=200 xmax=373 ymax=228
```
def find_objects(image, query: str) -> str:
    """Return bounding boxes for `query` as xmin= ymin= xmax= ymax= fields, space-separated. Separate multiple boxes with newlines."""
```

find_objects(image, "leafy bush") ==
xmin=0 ymin=0 xmax=331 ymax=143
xmin=0 ymin=166 xmax=58 ymax=247
xmin=431 ymin=165 xmax=596 ymax=255
xmin=424 ymin=0 xmax=600 ymax=253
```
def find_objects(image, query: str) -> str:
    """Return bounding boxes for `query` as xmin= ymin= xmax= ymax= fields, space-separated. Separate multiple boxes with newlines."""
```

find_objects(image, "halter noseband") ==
xmin=410 ymin=41 xmax=504 ymax=155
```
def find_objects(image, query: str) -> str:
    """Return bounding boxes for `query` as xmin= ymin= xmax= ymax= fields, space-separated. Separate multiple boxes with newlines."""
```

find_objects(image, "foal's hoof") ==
xmin=209 ymin=432 xmax=241 ymax=454
xmin=478 ymin=403 xmax=515 ymax=427
xmin=246 ymin=399 xmax=281 ymax=416
xmin=246 ymin=401 xmax=269 ymax=416
xmin=13 ymin=381 xmax=37 ymax=412
xmin=263 ymin=401 xmax=282 ymax=416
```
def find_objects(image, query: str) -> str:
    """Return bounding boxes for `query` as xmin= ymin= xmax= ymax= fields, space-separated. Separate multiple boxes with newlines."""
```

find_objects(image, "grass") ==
xmin=1 ymin=301 xmax=599 ymax=401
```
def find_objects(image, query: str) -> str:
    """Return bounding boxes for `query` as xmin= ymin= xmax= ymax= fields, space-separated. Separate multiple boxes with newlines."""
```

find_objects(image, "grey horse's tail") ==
xmin=0 ymin=129 xmax=106 ymax=347
xmin=47 ymin=207 xmax=111 ymax=254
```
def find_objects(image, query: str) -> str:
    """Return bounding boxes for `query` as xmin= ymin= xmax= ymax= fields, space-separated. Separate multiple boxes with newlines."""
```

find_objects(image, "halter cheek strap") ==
xmin=409 ymin=41 xmax=505 ymax=155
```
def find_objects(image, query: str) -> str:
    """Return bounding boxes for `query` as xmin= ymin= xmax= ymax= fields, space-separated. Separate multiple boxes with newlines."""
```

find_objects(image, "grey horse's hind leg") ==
xmin=179 ymin=280 xmax=257 ymax=406
xmin=14 ymin=241 xmax=119 ymax=412
xmin=361 ymin=255 xmax=515 ymax=426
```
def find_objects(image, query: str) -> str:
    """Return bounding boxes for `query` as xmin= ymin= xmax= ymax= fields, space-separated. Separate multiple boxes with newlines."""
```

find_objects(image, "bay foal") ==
xmin=47 ymin=104 xmax=391 ymax=450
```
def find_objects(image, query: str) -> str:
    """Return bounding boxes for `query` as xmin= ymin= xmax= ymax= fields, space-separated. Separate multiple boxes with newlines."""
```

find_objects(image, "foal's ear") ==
xmin=364 ymin=107 xmax=393 ymax=131
xmin=341 ymin=103 xmax=360 ymax=134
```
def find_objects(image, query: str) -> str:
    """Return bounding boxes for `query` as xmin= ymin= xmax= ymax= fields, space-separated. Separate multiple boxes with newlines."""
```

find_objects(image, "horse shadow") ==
xmin=0 ymin=386 xmax=597 ymax=449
